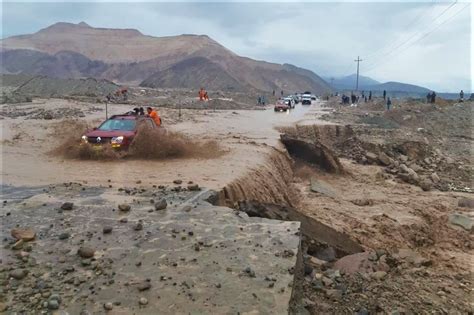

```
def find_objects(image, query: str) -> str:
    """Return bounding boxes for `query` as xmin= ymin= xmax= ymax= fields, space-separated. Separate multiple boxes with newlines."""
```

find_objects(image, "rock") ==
xmin=182 ymin=205 xmax=192 ymax=212
xmin=430 ymin=172 xmax=440 ymax=183
xmin=48 ymin=300 xmax=59 ymax=310
xmin=137 ymin=281 xmax=151 ymax=291
xmin=310 ymin=178 xmax=337 ymax=198
xmin=458 ymin=198 xmax=474 ymax=209
xmin=371 ymin=271 xmax=387 ymax=280
xmin=322 ymin=276 xmax=333 ymax=287
xmin=119 ymin=217 xmax=128 ymax=223
xmin=399 ymin=164 xmax=409 ymax=173
xmin=154 ymin=199 xmax=167 ymax=211
xmin=139 ymin=297 xmax=148 ymax=305
xmin=407 ymin=168 xmax=419 ymax=183
xmin=187 ymin=184 xmax=200 ymax=191
xmin=104 ymin=302 xmax=113 ymax=310
xmin=400 ymin=167 xmax=419 ymax=184
xmin=60 ymin=202 xmax=74 ymax=210
xmin=44 ymin=113 xmax=53 ymax=120
xmin=244 ymin=267 xmax=256 ymax=278
xmin=77 ymin=247 xmax=95 ymax=258
xmin=419 ymin=178 xmax=433 ymax=191
xmin=0 ymin=303 xmax=6 ymax=312
xmin=448 ymin=213 xmax=473 ymax=231
xmin=398 ymin=154 xmax=408 ymax=163
xmin=393 ymin=249 xmax=431 ymax=267
xmin=378 ymin=152 xmax=392 ymax=166
xmin=12 ymin=239 xmax=24 ymax=250
xmin=103 ymin=226 xmax=113 ymax=234
xmin=324 ymin=289 xmax=343 ymax=301
xmin=356 ymin=308 xmax=369 ymax=315
xmin=49 ymin=294 xmax=61 ymax=303
xmin=302 ymin=298 xmax=316 ymax=308
xmin=58 ymin=232 xmax=70 ymax=240
xmin=173 ymin=179 xmax=183 ymax=185
xmin=134 ymin=221 xmax=144 ymax=231
xmin=410 ymin=163 xmax=423 ymax=173
xmin=118 ymin=203 xmax=131 ymax=212
xmin=11 ymin=228 xmax=36 ymax=241
xmin=314 ymin=247 xmax=336 ymax=262
xmin=308 ymin=256 xmax=328 ymax=267
xmin=333 ymin=252 xmax=375 ymax=275
xmin=10 ymin=269 xmax=27 ymax=280
xmin=365 ymin=152 xmax=378 ymax=163
xmin=351 ymin=198 xmax=374 ymax=206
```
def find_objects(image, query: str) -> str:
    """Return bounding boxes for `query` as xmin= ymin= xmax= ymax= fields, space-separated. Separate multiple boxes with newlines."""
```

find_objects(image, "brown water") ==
xmin=1 ymin=99 xmax=325 ymax=188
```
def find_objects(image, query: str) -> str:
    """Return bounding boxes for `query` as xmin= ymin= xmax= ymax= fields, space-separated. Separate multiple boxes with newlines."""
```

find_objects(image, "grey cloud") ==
xmin=2 ymin=1 xmax=471 ymax=92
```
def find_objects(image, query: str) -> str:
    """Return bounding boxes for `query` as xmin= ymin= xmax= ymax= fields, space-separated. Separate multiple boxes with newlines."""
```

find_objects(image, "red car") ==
xmin=274 ymin=100 xmax=290 ymax=112
xmin=81 ymin=114 xmax=159 ymax=149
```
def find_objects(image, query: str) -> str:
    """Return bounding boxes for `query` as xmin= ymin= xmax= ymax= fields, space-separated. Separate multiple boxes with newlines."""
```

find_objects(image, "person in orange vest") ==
xmin=199 ymin=88 xmax=209 ymax=101
xmin=146 ymin=107 xmax=161 ymax=126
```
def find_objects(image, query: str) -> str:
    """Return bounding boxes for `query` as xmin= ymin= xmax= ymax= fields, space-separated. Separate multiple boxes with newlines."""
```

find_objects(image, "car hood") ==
xmin=84 ymin=130 xmax=135 ymax=138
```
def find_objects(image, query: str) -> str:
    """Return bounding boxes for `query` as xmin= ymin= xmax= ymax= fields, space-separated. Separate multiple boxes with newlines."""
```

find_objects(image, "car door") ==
xmin=145 ymin=118 xmax=156 ymax=129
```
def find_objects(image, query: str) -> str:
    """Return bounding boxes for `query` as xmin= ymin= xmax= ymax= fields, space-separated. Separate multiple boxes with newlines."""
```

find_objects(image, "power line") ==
xmin=364 ymin=1 xmax=468 ymax=73
xmin=364 ymin=1 xmax=459 ymax=70
xmin=364 ymin=1 xmax=437 ymax=61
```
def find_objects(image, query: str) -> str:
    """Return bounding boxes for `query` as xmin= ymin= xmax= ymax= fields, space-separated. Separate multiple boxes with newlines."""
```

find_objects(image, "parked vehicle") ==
xmin=283 ymin=97 xmax=295 ymax=108
xmin=301 ymin=93 xmax=312 ymax=105
xmin=274 ymin=100 xmax=290 ymax=112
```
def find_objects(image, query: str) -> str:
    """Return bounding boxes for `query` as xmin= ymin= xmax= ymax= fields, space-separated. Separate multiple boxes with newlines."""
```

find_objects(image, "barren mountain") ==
xmin=1 ymin=22 xmax=332 ymax=93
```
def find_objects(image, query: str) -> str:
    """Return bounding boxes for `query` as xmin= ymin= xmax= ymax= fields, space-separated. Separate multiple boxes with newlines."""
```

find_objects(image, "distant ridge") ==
xmin=1 ymin=22 xmax=332 ymax=93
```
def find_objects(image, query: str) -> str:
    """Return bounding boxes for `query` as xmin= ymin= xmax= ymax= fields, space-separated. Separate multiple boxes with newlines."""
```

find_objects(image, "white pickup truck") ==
xmin=301 ymin=93 xmax=312 ymax=105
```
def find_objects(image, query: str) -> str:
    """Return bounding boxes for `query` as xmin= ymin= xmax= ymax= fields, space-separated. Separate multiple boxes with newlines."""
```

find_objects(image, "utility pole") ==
xmin=354 ymin=56 xmax=363 ymax=91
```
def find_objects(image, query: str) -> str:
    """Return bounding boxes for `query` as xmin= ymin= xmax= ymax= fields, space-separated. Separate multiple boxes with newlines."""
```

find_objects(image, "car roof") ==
xmin=109 ymin=114 xmax=152 ymax=121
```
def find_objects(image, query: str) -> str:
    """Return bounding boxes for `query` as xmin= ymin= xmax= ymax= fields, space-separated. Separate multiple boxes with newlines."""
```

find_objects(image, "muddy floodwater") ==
xmin=1 ymin=99 xmax=327 ymax=188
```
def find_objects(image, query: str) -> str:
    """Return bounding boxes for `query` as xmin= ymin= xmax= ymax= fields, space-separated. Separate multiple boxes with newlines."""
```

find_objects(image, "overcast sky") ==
xmin=1 ymin=1 xmax=472 ymax=92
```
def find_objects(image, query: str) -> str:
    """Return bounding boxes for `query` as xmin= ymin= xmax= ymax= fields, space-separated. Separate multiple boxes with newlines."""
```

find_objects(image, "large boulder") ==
xmin=448 ymin=213 xmax=473 ymax=231
xmin=11 ymin=228 xmax=36 ymax=241
xmin=333 ymin=252 xmax=374 ymax=275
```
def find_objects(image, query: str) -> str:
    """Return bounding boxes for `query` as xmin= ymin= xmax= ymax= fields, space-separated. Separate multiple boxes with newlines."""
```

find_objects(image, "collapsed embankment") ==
xmin=215 ymin=126 xmax=365 ymax=313
xmin=216 ymin=120 xmax=473 ymax=314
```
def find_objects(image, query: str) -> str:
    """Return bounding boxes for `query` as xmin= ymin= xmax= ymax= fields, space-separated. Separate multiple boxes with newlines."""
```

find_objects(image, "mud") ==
xmin=51 ymin=126 xmax=224 ymax=161
xmin=128 ymin=127 xmax=224 ymax=160
xmin=2 ymin=96 xmax=473 ymax=313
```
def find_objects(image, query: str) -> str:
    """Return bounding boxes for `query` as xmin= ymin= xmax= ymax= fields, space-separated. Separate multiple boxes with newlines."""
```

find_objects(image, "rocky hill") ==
xmin=1 ymin=22 xmax=332 ymax=93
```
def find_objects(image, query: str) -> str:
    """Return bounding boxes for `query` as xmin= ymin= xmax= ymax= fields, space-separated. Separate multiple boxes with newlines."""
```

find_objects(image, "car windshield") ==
xmin=98 ymin=119 xmax=136 ymax=131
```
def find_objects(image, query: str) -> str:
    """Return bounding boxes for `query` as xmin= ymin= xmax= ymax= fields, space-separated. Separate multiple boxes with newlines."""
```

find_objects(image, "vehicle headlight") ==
xmin=111 ymin=136 xmax=124 ymax=144
xmin=81 ymin=135 xmax=88 ymax=143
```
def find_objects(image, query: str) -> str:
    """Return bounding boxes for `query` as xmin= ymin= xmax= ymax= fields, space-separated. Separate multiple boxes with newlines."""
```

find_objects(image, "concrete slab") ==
xmin=0 ymin=184 xmax=300 ymax=314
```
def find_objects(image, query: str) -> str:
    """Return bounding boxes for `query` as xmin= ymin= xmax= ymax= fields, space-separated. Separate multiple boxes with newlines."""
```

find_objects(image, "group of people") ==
xmin=257 ymin=95 xmax=267 ymax=105
xmin=341 ymin=90 xmax=373 ymax=105
xmin=426 ymin=91 xmax=437 ymax=104
xmin=340 ymin=90 xmax=393 ymax=110
xmin=126 ymin=106 xmax=162 ymax=126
